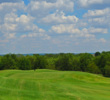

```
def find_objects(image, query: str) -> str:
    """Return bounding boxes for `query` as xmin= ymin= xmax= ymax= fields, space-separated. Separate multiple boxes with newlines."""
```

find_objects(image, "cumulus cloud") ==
xmin=39 ymin=11 xmax=78 ymax=25
xmin=88 ymin=17 xmax=110 ymax=28
xmin=0 ymin=1 xmax=25 ymax=24
xmin=78 ymin=0 xmax=110 ymax=9
xmin=88 ymin=27 xmax=108 ymax=34
xmin=83 ymin=8 xmax=110 ymax=17
xmin=0 ymin=0 xmax=109 ymax=53
xmin=83 ymin=8 xmax=110 ymax=28
xmin=0 ymin=1 xmax=50 ymax=41
xmin=16 ymin=15 xmax=34 ymax=24
xmin=50 ymin=24 xmax=108 ymax=39
xmin=50 ymin=24 xmax=95 ymax=38
xmin=21 ymin=32 xmax=51 ymax=40
xmin=0 ymin=12 xmax=46 ymax=39
xmin=1 ymin=13 xmax=33 ymax=32
xmin=26 ymin=0 xmax=74 ymax=18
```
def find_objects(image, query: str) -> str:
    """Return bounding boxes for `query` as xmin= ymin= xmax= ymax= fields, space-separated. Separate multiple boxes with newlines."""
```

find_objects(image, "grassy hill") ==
xmin=0 ymin=69 xmax=110 ymax=100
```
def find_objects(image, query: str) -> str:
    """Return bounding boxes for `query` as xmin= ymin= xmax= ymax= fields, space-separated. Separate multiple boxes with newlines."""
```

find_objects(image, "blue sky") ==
xmin=0 ymin=0 xmax=110 ymax=54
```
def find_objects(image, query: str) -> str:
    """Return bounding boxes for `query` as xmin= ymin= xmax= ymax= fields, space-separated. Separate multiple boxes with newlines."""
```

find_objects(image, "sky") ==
xmin=0 ymin=0 xmax=110 ymax=54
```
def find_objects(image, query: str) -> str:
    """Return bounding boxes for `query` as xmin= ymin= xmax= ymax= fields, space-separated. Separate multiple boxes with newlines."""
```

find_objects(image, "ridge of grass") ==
xmin=0 ymin=69 xmax=110 ymax=100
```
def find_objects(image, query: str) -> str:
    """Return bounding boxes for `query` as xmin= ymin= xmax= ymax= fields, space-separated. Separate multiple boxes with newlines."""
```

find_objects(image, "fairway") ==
xmin=0 ymin=69 xmax=110 ymax=100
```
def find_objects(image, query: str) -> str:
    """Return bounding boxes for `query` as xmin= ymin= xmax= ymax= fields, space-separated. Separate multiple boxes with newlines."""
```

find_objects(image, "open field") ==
xmin=0 ymin=69 xmax=110 ymax=100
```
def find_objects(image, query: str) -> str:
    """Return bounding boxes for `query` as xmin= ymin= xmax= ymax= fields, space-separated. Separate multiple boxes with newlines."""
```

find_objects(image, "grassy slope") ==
xmin=0 ymin=69 xmax=110 ymax=100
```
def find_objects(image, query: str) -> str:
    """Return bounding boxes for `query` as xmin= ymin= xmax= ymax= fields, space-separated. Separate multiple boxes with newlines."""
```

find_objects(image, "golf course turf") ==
xmin=0 ymin=69 xmax=110 ymax=100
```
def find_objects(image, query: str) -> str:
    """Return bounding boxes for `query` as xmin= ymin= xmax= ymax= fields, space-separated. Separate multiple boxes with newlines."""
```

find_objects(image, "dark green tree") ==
xmin=103 ymin=62 xmax=110 ymax=77
xmin=55 ymin=54 xmax=74 ymax=71
xmin=86 ymin=62 xmax=101 ymax=74
xmin=0 ymin=55 xmax=16 ymax=69
xmin=17 ymin=57 xmax=31 ymax=70
xmin=95 ymin=52 xmax=100 ymax=56
xmin=72 ymin=57 xmax=81 ymax=71
xmin=33 ymin=55 xmax=47 ymax=70
xmin=94 ymin=55 xmax=106 ymax=73
xmin=79 ymin=53 xmax=93 ymax=71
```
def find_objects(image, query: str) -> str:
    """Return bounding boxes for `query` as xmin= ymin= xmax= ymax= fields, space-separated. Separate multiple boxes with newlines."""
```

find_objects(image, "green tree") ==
xmin=95 ymin=52 xmax=100 ymax=56
xmin=86 ymin=62 xmax=101 ymax=74
xmin=72 ymin=57 xmax=81 ymax=71
xmin=55 ymin=54 xmax=74 ymax=71
xmin=94 ymin=55 xmax=106 ymax=73
xmin=17 ymin=57 xmax=31 ymax=70
xmin=0 ymin=55 xmax=16 ymax=69
xmin=103 ymin=62 xmax=110 ymax=77
xmin=33 ymin=55 xmax=47 ymax=70
xmin=79 ymin=53 xmax=93 ymax=71
xmin=26 ymin=56 xmax=35 ymax=70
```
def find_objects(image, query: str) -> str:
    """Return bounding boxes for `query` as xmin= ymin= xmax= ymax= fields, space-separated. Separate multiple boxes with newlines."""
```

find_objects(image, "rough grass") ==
xmin=0 ymin=69 xmax=110 ymax=100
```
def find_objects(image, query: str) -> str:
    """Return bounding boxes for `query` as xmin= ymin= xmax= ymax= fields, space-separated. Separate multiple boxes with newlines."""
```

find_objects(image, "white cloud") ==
xmin=0 ymin=0 xmax=109 ymax=53
xmin=83 ymin=8 xmax=110 ymax=28
xmin=21 ymin=32 xmax=51 ymax=40
xmin=39 ymin=11 xmax=78 ymax=25
xmin=83 ymin=8 xmax=110 ymax=17
xmin=50 ymin=24 xmax=108 ymax=39
xmin=0 ymin=1 xmax=25 ymax=24
xmin=51 ymin=24 xmax=76 ymax=33
xmin=78 ymin=0 xmax=103 ymax=7
xmin=78 ymin=0 xmax=110 ymax=8
xmin=0 ymin=12 xmax=46 ymax=39
xmin=88 ymin=17 xmax=110 ymax=28
xmin=88 ymin=27 xmax=108 ymax=34
xmin=27 ymin=0 xmax=74 ymax=18
xmin=16 ymin=15 xmax=34 ymax=24
xmin=50 ymin=24 xmax=95 ymax=38
xmin=1 ymin=13 xmax=33 ymax=33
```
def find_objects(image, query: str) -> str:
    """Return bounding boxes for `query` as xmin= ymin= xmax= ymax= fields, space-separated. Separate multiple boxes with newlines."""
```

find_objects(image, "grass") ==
xmin=0 ymin=69 xmax=110 ymax=100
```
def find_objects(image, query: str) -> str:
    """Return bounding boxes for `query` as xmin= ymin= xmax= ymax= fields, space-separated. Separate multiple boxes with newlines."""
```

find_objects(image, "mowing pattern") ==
xmin=0 ymin=69 xmax=110 ymax=100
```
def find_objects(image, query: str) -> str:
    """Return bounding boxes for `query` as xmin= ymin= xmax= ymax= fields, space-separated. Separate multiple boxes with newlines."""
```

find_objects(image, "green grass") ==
xmin=0 ymin=69 xmax=110 ymax=100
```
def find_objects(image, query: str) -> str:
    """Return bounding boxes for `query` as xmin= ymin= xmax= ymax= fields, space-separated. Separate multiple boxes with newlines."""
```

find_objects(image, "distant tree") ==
xmin=103 ymin=62 xmax=110 ymax=77
xmin=46 ymin=57 xmax=56 ymax=70
xmin=55 ymin=54 xmax=74 ymax=71
xmin=86 ymin=62 xmax=101 ymax=74
xmin=33 ymin=55 xmax=47 ymax=70
xmin=95 ymin=55 xmax=106 ymax=73
xmin=71 ymin=57 xmax=81 ymax=71
xmin=55 ymin=55 xmax=67 ymax=70
xmin=104 ymin=66 xmax=110 ymax=77
xmin=79 ymin=53 xmax=93 ymax=72
xmin=1 ymin=52 xmax=110 ymax=77
xmin=26 ymin=56 xmax=35 ymax=70
xmin=0 ymin=55 xmax=16 ymax=69
xmin=95 ymin=52 xmax=100 ymax=56
xmin=17 ymin=57 xmax=31 ymax=70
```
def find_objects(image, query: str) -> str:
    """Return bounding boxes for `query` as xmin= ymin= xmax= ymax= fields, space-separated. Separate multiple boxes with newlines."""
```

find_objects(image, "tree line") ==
xmin=0 ymin=51 xmax=110 ymax=77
